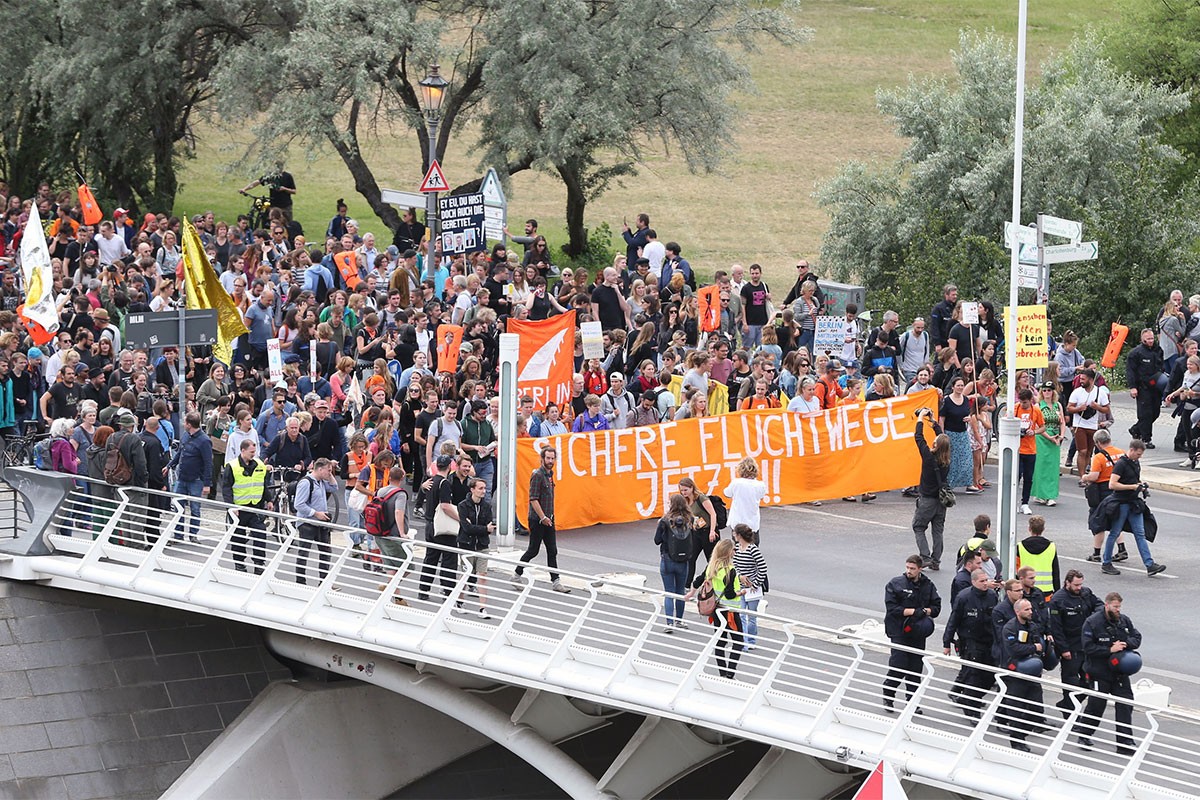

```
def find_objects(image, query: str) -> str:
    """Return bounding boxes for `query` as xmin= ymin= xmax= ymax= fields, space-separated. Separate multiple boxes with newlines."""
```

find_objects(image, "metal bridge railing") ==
xmin=9 ymin=473 xmax=1200 ymax=800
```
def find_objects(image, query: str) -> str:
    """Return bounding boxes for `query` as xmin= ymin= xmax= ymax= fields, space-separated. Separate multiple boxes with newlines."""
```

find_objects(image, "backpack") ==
xmin=364 ymin=486 xmax=405 ymax=538
xmin=708 ymin=495 xmax=729 ymax=531
xmin=696 ymin=576 xmax=717 ymax=616
xmin=104 ymin=433 xmax=134 ymax=485
xmin=33 ymin=438 xmax=56 ymax=470
xmin=664 ymin=518 xmax=693 ymax=562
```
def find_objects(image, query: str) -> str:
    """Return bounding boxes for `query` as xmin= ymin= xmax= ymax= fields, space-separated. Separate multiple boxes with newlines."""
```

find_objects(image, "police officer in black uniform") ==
xmin=1125 ymin=328 xmax=1166 ymax=447
xmin=1000 ymin=598 xmax=1050 ymax=752
xmin=1049 ymin=569 xmax=1103 ymax=717
xmin=883 ymin=554 xmax=941 ymax=712
xmin=991 ymin=579 xmax=1024 ymax=665
xmin=1075 ymin=592 xmax=1142 ymax=754
xmin=942 ymin=567 xmax=998 ymax=719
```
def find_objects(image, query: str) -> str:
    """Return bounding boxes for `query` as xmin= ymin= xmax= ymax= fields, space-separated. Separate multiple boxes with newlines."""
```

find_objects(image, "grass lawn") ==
xmin=176 ymin=0 xmax=1120 ymax=290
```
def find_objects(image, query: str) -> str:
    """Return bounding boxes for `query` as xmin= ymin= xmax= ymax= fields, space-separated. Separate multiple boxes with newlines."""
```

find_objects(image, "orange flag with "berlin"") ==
xmin=508 ymin=311 xmax=576 ymax=410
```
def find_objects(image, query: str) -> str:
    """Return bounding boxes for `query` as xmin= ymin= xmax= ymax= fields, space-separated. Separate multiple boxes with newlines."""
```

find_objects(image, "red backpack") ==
xmin=363 ymin=486 xmax=405 ymax=539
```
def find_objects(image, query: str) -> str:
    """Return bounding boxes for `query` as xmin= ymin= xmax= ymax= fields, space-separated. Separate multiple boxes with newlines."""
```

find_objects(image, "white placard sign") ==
xmin=581 ymin=321 xmax=604 ymax=360
xmin=813 ymin=316 xmax=843 ymax=354
xmin=961 ymin=302 xmax=980 ymax=325
xmin=267 ymin=338 xmax=283 ymax=383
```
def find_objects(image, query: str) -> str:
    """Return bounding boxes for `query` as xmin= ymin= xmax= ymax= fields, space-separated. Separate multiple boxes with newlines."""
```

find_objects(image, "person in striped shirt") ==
xmin=732 ymin=524 xmax=768 ymax=650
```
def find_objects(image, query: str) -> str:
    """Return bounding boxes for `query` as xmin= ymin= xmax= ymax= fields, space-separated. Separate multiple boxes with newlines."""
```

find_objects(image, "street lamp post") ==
xmin=997 ymin=0 xmax=1030 ymax=578
xmin=419 ymin=64 xmax=449 ymax=276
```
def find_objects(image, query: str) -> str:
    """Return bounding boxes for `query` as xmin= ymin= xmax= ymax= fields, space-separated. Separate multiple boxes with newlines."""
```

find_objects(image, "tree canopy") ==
xmin=817 ymin=31 xmax=1200 ymax=350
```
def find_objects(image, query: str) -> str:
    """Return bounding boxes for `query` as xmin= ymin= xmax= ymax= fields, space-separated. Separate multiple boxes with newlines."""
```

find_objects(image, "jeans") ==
xmin=1104 ymin=503 xmax=1155 ymax=566
xmin=797 ymin=329 xmax=814 ymax=356
xmin=659 ymin=557 xmax=688 ymax=622
xmin=742 ymin=597 xmax=760 ymax=646
xmin=345 ymin=489 xmax=364 ymax=546
xmin=1018 ymin=452 xmax=1037 ymax=504
xmin=473 ymin=457 xmax=495 ymax=504
xmin=743 ymin=325 xmax=763 ymax=349
xmin=516 ymin=518 xmax=560 ymax=582
xmin=911 ymin=495 xmax=945 ymax=566
xmin=296 ymin=522 xmax=331 ymax=584
xmin=173 ymin=478 xmax=206 ymax=540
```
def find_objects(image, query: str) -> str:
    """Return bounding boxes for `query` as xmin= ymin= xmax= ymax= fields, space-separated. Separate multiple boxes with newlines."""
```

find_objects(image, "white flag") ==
xmin=17 ymin=207 xmax=59 ymax=337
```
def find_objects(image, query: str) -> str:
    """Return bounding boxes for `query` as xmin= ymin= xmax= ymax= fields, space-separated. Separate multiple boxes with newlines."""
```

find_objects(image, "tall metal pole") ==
xmin=425 ymin=117 xmax=441 ymax=278
xmin=176 ymin=302 xmax=187 ymax=438
xmin=997 ymin=0 xmax=1030 ymax=579
xmin=496 ymin=334 xmax=519 ymax=548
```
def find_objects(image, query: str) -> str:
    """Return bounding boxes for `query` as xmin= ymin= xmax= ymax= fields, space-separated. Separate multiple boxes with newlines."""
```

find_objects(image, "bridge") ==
xmin=1 ymin=467 xmax=1198 ymax=800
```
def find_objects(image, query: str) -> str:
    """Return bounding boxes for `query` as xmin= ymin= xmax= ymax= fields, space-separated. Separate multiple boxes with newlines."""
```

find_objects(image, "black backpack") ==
xmin=665 ymin=518 xmax=693 ymax=562
xmin=708 ymin=495 xmax=729 ymax=531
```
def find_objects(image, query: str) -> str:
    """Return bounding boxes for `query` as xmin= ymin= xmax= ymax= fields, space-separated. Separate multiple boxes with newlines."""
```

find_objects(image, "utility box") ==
xmin=819 ymin=280 xmax=867 ymax=317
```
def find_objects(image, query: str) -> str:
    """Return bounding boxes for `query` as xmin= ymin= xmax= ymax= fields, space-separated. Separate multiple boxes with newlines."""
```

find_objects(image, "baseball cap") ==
xmin=609 ymin=372 xmax=624 ymax=382
xmin=114 ymin=207 xmax=128 ymax=216
xmin=435 ymin=454 xmax=454 ymax=470
xmin=828 ymin=359 xmax=845 ymax=372
xmin=1039 ymin=381 xmax=1056 ymax=391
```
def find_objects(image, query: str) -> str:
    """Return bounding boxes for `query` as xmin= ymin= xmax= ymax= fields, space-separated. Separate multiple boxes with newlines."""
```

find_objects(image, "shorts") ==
xmin=465 ymin=553 xmax=488 ymax=574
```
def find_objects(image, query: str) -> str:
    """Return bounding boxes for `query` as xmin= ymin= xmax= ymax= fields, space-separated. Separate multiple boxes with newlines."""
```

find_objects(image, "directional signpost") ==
xmin=1002 ymin=214 xmax=1098 ymax=302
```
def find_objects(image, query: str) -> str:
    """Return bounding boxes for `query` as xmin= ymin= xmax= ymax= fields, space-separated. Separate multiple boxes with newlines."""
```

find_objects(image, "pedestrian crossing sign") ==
xmin=420 ymin=160 xmax=449 ymax=193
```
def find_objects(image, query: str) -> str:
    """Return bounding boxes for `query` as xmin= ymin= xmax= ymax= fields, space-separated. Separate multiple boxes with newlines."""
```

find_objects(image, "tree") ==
xmin=476 ymin=0 xmax=805 ymax=255
xmin=0 ymin=0 xmax=287 ymax=212
xmin=215 ymin=0 xmax=804 ymax=249
xmin=1104 ymin=0 xmax=1200 ymax=177
xmin=816 ymin=31 xmax=1200 ymax=351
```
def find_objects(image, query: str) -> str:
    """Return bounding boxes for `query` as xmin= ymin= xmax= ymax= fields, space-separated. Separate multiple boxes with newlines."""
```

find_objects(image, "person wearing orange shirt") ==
xmin=1013 ymin=388 xmax=1045 ymax=515
xmin=1082 ymin=429 xmax=1128 ymax=563
xmin=815 ymin=359 xmax=848 ymax=409
xmin=738 ymin=379 xmax=780 ymax=410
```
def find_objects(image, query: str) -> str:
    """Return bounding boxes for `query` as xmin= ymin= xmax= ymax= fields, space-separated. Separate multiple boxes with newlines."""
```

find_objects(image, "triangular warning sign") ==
xmin=852 ymin=761 xmax=908 ymax=800
xmin=420 ymin=160 xmax=449 ymax=193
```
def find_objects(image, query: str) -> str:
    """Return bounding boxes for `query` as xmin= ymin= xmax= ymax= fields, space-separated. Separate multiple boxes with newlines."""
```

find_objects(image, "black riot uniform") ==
xmin=1075 ymin=608 xmax=1142 ymax=753
xmin=942 ymin=582 xmax=998 ymax=716
xmin=1000 ymin=614 xmax=1050 ymax=749
xmin=883 ymin=570 xmax=941 ymax=709
xmin=1048 ymin=584 xmax=1103 ymax=713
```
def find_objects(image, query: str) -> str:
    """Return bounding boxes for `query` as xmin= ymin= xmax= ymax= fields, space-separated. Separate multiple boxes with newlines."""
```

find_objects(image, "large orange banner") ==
xmin=509 ymin=311 xmax=576 ymax=410
xmin=516 ymin=390 xmax=940 ymax=530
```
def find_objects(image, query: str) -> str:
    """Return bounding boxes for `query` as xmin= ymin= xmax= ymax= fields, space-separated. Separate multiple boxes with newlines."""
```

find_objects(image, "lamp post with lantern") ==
xmin=419 ymin=64 xmax=449 ymax=275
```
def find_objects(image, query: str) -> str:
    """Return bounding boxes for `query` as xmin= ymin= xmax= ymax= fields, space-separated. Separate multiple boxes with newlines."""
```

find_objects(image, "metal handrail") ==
xmin=10 ymin=474 xmax=1200 ymax=800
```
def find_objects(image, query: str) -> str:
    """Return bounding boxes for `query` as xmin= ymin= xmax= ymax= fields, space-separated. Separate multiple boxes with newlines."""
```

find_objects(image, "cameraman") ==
xmin=240 ymin=166 xmax=297 ymax=220
xmin=1101 ymin=440 xmax=1166 ymax=576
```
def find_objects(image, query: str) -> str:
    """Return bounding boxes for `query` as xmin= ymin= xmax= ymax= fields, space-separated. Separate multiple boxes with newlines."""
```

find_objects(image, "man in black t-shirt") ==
xmin=1102 ymin=441 xmax=1165 ymax=576
xmin=41 ymin=366 xmax=83 ymax=421
xmin=417 ymin=454 xmax=468 ymax=601
xmin=591 ymin=267 xmax=630 ymax=332
xmin=411 ymin=392 xmax=440 ymax=505
xmin=738 ymin=264 xmax=771 ymax=349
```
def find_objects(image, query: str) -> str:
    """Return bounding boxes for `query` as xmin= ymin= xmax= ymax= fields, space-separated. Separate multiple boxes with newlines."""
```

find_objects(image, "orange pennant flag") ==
xmin=77 ymin=184 xmax=102 ymax=226
xmin=436 ymin=324 xmax=464 ymax=374
xmin=508 ymin=311 xmax=576 ymax=410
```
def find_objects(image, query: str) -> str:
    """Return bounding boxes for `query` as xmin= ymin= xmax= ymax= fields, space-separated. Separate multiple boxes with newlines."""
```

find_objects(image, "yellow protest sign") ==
xmin=1004 ymin=305 xmax=1049 ymax=369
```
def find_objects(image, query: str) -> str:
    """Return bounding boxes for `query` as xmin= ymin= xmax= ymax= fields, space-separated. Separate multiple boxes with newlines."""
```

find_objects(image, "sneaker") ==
xmin=1147 ymin=563 xmax=1167 ymax=576
xmin=664 ymin=625 xmax=675 ymax=634
xmin=1145 ymin=442 xmax=1156 ymax=449
xmin=808 ymin=500 xmax=823 ymax=507
xmin=964 ymin=485 xmax=983 ymax=495
xmin=189 ymin=535 xmax=201 ymax=544
xmin=1114 ymin=549 xmax=1129 ymax=562
xmin=1078 ymin=736 xmax=1093 ymax=751
xmin=1086 ymin=553 xmax=1102 ymax=562
xmin=861 ymin=493 xmax=877 ymax=502
xmin=477 ymin=607 xmax=491 ymax=620
xmin=901 ymin=487 xmax=919 ymax=498
xmin=1019 ymin=504 xmax=1032 ymax=515
xmin=842 ymin=496 xmax=858 ymax=502
xmin=1046 ymin=499 xmax=1057 ymax=507
xmin=1011 ymin=740 xmax=1032 ymax=753
xmin=511 ymin=574 xmax=527 ymax=590
xmin=673 ymin=620 xmax=688 ymax=631
xmin=552 ymin=581 xmax=572 ymax=593
xmin=1101 ymin=563 xmax=1121 ymax=576
xmin=882 ymin=698 xmax=896 ymax=714
xmin=1033 ymin=498 xmax=1048 ymax=506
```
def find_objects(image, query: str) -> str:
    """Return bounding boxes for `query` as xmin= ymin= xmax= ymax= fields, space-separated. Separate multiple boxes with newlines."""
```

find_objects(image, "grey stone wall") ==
xmin=0 ymin=581 xmax=291 ymax=800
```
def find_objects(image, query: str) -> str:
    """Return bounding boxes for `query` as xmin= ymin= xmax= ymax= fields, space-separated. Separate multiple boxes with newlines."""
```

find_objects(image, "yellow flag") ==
xmin=181 ymin=217 xmax=248 ymax=366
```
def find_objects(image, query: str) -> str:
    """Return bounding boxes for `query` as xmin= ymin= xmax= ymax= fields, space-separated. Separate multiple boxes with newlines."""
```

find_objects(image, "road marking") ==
xmin=1058 ymin=554 xmax=1177 ymax=579
xmin=771 ymin=503 xmax=910 ymax=530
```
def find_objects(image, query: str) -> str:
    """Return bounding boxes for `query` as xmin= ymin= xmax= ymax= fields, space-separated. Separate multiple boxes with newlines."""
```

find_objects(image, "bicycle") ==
xmin=240 ymin=193 xmax=271 ymax=232
xmin=4 ymin=423 xmax=48 ymax=468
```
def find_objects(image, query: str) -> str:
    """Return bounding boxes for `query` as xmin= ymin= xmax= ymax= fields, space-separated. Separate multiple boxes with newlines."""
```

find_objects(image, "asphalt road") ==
xmin=544 ymin=462 xmax=1200 ymax=711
